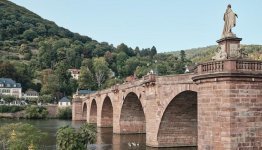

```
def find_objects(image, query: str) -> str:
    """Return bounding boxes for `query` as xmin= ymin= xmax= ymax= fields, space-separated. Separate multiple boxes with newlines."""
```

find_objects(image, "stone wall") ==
xmin=45 ymin=105 xmax=58 ymax=118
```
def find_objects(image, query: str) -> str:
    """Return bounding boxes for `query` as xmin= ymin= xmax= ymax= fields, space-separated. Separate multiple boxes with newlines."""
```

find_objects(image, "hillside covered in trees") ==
xmin=0 ymin=0 xmax=190 ymax=103
xmin=0 ymin=0 xmax=261 ymax=103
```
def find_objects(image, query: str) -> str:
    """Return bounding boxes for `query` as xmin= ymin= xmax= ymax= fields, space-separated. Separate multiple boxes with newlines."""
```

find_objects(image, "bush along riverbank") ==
xmin=57 ymin=107 xmax=72 ymax=119
xmin=25 ymin=105 xmax=48 ymax=119
xmin=0 ymin=105 xmax=72 ymax=119
xmin=0 ymin=105 xmax=48 ymax=119
xmin=0 ymin=105 xmax=26 ymax=118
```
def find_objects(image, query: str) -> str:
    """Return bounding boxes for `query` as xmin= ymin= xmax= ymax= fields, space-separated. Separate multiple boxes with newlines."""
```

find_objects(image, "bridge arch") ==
xmin=101 ymin=96 xmax=113 ymax=127
xmin=82 ymin=102 xmax=87 ymax=121
xmin=89 ymin=99 xmax=97 ymax=124
xmin=157 ymin=90 xmax=197 ymax=147
xmin=120 ymin=92 xmax=146 ymax=134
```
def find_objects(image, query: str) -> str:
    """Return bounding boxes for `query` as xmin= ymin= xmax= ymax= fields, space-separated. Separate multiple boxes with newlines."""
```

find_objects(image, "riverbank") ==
xmin=0 ymin=110 xmax=25 ymax=118
xmin=0 ymin=105 xmax=62 ymax=119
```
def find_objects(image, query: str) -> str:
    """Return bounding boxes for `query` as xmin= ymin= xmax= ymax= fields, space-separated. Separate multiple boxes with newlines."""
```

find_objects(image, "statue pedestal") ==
xmin=216 ymin=36 xmax=242 ymax=59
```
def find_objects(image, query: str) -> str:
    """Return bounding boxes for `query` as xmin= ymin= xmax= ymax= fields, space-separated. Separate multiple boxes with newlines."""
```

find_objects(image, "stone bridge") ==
xmin=73 ymin=59 xmax=262 ymax=149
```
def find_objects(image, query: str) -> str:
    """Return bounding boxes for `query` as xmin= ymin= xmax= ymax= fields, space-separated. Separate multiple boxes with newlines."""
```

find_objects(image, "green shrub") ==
xmin=0 ymin=105 xmax=25 ymax=113
xmin=57 ymin=107 xmax=72 ymax=119
xmin=25 ymin=105 xmax=48 ymax=119
xmin=56 ymin=123 xmax=96 ymax=150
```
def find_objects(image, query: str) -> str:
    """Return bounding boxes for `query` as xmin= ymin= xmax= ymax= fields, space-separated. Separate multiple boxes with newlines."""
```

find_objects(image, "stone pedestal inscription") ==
xmin=213 ymin=37 xmax=244 ymax=60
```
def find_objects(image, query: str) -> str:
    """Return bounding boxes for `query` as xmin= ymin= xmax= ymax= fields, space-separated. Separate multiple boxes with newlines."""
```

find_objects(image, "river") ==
xmin=0 ymin=119 xmax=197 ymax=150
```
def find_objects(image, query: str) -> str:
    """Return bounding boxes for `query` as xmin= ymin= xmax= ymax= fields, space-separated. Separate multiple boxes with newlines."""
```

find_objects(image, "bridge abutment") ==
xmin=193 ymin=59 xmax=262 ymax=150
xmin=72 ymin=97 xmax=85 ymax=121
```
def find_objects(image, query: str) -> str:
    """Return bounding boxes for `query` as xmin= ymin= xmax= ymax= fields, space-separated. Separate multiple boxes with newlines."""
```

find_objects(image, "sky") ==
xmin=10 ymin=0 xmax=262 ymax=52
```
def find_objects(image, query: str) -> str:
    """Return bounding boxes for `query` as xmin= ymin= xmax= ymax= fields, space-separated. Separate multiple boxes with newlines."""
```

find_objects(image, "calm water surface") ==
xmin=0 ymin=119 xmax=196 ymax=150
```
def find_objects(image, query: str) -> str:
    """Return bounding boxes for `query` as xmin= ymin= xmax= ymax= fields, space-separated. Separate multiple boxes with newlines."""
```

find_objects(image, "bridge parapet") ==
xmin=196 ymin=59 xmax=262 ymax=74
xmin=156 ymin=74 xmax=195 ymax=84
xmin=194 ymin=59 xmax=262 ymax=81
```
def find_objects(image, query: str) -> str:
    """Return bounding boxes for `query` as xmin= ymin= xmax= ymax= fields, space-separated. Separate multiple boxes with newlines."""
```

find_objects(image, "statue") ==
xmin=222 ymin=4 xmax=238 ymax=38
xmin=214 ymin=4 xmax=243 ymax=61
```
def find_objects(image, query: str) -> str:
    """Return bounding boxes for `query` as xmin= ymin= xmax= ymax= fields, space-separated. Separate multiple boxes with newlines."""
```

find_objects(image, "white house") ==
xmin=58 ymin=97 xmax=71 ymax=107
xmin=0 ymin=78 xmax=22 ymax=98
xmin=23 ymin=89 xmax=39 ymax=101
xmin=68 ymin=69 xmax=80 ymax=80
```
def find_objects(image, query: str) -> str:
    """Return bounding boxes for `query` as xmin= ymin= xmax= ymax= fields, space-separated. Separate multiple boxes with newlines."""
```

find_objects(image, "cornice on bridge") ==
xmin=73 ymin=73 xmax=196 ymax=101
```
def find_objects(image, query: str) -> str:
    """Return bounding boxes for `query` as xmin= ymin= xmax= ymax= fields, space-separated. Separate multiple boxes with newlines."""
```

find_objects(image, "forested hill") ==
xmin=0 ymin=0 xmax=261 ymax=103
xmin=168 ymin=44 xmax=262 ymax=63
xmin=0 ymin=0 xmax=92 ymax=52
xmin=0 ymin=0 xmax=183 ymax=100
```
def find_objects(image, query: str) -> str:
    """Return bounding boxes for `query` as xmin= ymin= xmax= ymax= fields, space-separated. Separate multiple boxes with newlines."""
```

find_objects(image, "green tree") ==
xmin=180 ymin=50 xmax=186 ymax=62
xmin=40 ymin=73 xmax=59 ymax=98
xmin=39 ymin=94 xmax=52 ymax=104
xmin=93 ymin=57 xmax=110 ymax=89
xmin=25 ymin=105 xmax=48 ymax=119
xmin=123 ymin=57 xmax=140 ymax=76
xmin=174 ymin=62 xmax=186 ymax=74
xmin=0 ymin=123 xmax=47 ymax=150
xmin=14 ymin=62 xmax=34 ymax=92
xmin=22 ymin=29 xmax=37 ymax=41
xmin=54 ymin=61 xmax=73 ymax=95
xmin=116 ymin=43 xmax=134 ymax=56
xmin=78 ymin=66 xmax=95 ymax=90
xmin=2 ymin=95 xmax=16 ymax=104
xmin=150 ymin=46 xmax=157 ymax=58
xmin=135 ymin=66 xmax=149 ymax=78
xmin=0 ymin=61 xmax=17 ymax=79
xmin=57 ymin=107 xmax=72 ymax=119
xmin=157 ymin=63 xmax=169 ymax=75
xmin=116 ymin=52 xmax=128 ymax=77
xmin=38 ymin=40 xmax=57 ymax=69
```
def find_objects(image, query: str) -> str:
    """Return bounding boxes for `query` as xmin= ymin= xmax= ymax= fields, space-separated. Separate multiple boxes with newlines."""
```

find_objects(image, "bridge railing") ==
xmin=196 ymin=59 xmax=262 ymax=74
xmin=236 ymin=60 xmax=262 ymax=71
xmin=196 ymin=60 xmax=224 ymax=74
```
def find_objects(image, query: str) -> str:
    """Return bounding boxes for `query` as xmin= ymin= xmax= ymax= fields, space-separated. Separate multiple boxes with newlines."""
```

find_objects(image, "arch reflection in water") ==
xmin=88 ymin=127 xmax=197 ymax=150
